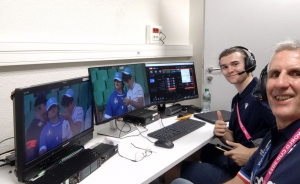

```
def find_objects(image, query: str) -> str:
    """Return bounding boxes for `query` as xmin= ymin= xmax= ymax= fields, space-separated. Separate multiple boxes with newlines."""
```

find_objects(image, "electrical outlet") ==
xmin=146 ymin=25 xmax=163 ymax=44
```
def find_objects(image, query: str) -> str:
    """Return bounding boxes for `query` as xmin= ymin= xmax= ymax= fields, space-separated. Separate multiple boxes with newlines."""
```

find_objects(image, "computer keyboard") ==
xmin=147 ymin=119 xmax=206 ymax=141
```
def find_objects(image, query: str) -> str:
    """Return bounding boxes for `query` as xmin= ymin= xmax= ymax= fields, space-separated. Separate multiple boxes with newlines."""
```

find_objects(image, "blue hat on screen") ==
xmin=123 ymin=67 xmax=134 ymax=77
xmin=46 ymin=97 xmax=58 ymax=111
xmin=63 ymin=89 xmax=74 ymax=98
xmin=114 ymin=72 xmax=122 ymax=82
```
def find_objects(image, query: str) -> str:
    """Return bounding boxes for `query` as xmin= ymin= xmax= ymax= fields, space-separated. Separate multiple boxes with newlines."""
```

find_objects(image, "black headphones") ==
xmin=234 ymin=46 xmax=257 ymax=73
xmin=252 ymin=64 xmax=268 ymax=102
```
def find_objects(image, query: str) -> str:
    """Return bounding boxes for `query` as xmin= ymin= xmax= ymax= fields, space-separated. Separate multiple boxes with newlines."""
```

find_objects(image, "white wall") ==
xmin=204 ymin=0 xmax=300 ymax=111
xmin=0 ymin=0 xmax=189 ymax=44
xmin=0 ymin=0 xmax=197 ymax=152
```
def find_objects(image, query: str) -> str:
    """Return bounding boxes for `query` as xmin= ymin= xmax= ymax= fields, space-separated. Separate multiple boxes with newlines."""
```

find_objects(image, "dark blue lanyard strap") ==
xmin=251 ymin=140 xmax=271 ymax=183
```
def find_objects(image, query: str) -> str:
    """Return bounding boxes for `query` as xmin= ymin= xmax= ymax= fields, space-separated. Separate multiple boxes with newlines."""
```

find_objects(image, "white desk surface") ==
xmin=0 ymin=115 xmax=214 ymax=184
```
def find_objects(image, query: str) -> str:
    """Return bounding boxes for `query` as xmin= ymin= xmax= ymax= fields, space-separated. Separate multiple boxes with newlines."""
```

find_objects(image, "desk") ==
xmin=0 ymin=115 xmax=214 ymax=184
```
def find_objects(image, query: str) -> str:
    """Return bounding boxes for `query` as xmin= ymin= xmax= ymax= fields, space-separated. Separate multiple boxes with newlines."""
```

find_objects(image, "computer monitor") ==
xmin=88 ymin=63 xmax=150 ymax=137
xmin=145 ymin=62 xmax=199 ymax=112
xmin=12 ymin=77 xmax=94 ymax=182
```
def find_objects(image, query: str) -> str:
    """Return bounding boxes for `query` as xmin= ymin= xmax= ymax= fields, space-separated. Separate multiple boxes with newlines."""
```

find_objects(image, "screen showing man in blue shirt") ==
xmin=104 ymin=72 xmax=128 ymax=119
xmin=39 ymin=97 xmax=72 ymax=155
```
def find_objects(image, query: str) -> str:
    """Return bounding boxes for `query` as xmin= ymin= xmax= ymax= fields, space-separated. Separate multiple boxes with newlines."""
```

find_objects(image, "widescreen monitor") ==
xmin=88 ymin=63 xmax=150 ymax=137
xmin=12 ymin=77 xmax=93 ymax=182
xmin=145 ymin=62 xmax=199 ymax=105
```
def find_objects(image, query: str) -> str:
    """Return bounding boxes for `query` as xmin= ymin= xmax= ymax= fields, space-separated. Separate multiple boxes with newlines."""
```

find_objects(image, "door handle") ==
xmin=206 ymin=66 xmax=221 ymax=73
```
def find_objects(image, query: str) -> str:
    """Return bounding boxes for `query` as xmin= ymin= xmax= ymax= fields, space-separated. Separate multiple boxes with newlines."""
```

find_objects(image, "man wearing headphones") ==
xmin=226 ymin=39 xmax=300 ymax=184
xmin=104 ymin=72 xmax=128 ymax=119
xmin=166 ymin=47 xmax=276 ymax=184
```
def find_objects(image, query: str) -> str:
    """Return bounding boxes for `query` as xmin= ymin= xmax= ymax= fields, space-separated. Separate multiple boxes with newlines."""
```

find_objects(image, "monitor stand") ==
xmin=97 ymin=119 xmax=137 ymax=138
xmin=157 ymin=103 xmax=166 ymax=112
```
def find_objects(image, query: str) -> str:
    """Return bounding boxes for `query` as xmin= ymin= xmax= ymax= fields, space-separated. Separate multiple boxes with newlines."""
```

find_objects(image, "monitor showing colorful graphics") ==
xmin=145 ymin=62 xmax=199 ymax=104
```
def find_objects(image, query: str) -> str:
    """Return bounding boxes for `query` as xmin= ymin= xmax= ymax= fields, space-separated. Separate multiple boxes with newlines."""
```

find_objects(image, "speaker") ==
xmin=165 ymin=104 xmax=182 ymax=116
xmin=183 ymin=105 xmax=202 ymax=114
xmin=252 ymin=64 xmax=268 ymax=101
xmin=234 ymin=46 xmax=257 ymax=73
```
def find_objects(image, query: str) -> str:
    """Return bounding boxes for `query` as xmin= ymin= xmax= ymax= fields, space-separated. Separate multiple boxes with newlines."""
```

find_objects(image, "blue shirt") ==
xmin=229 ymin=77 xmax=276 ymax=148
xmin=238 ymin=120 xmax=300 ymax=184
xmin=39 ymin=117 xmax=65 ymax=153
xmin=104 ymin=89 xmax=128 ymax=118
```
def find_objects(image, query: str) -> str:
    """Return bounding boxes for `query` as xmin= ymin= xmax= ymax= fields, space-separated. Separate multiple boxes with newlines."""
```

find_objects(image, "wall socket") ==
xmin=146 ymin=25 xmax=163 ymax=44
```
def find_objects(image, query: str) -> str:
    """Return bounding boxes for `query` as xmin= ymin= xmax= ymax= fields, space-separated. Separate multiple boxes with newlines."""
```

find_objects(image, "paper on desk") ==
xmin=89 ymin=137 xmax=120 ymax=149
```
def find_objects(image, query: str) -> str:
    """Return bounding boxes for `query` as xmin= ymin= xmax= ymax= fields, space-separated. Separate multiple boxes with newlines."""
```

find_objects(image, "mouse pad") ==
xmin=194 ymin=110 xmax=231 ymax=124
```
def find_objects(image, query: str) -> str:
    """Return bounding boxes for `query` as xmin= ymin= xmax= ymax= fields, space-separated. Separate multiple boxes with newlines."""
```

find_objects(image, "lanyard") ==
xmin=236 ymin=103 xmax=253 ymax=142
xmin=251 ymin=141 xmax=271 ymax=184
xmin=251 ymin=128 xmax=300 ymax=184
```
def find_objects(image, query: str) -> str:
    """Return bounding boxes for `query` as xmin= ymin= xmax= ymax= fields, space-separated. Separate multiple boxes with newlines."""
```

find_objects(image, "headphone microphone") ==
xmin=237 ymin=64 xmax=257 ymax=75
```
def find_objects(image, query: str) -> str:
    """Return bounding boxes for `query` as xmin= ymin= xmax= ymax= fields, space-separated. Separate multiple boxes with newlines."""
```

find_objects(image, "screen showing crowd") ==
xmin=89 ymin=64 xmax=150 ymax=124
xmin=24 ymin=81 xmax=92 ymax=163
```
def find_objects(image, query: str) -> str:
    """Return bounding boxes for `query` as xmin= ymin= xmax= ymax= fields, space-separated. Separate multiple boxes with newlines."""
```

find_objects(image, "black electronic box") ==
xmin=27 ymin=144 xmax=118 ymax=184
xmin=123 ymin=109 xmax=159 ymax=125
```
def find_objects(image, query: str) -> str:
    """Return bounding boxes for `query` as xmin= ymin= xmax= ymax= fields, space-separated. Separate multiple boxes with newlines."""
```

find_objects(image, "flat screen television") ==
xmin=88 ymin=63 xmax=150 ymax=137
xmin=12 ymin=76 xmax=94 ymax=182
xmin=145 ymin=62 xmax=199 ymax=114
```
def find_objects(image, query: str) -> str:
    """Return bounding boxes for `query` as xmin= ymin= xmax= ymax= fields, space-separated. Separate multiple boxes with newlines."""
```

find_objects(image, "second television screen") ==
xmin=88 ymin=64 xmax=150 ymax=124
xmin=145 ymin=62 xmax=199 ymax=104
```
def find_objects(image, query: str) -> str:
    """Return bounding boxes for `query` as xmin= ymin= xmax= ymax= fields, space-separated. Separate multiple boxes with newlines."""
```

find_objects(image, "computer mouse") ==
xmin=154 ymin=139 xmax=174 ymax=149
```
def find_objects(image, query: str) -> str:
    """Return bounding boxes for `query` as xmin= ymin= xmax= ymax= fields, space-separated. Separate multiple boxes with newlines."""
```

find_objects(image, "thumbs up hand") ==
xmin=213 ymin=110 xmax=227 ymax=138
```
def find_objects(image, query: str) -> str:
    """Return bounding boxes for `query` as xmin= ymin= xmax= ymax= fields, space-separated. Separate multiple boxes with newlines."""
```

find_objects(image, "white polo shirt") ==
xmin=127 ymin=82 xmax=144 ymax=111
xmin=71 ymin=106 xmax=84 ymax=133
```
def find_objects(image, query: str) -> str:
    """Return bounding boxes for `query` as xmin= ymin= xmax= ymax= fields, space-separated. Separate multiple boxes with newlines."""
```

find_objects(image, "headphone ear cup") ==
xmin=233 ymin=46 xmax=256 ymax=73
xmin=261 ymin=65 xmax=268 ymax=101
xmin=245 ymin=55 xmax=256 ymax=73
xmin=252 ymin=64 xmax=267 ymax=101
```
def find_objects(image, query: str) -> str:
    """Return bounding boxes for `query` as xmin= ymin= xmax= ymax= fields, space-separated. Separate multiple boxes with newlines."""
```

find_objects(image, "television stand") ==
xmin=97 ymin=119 xmax=137 ymax=138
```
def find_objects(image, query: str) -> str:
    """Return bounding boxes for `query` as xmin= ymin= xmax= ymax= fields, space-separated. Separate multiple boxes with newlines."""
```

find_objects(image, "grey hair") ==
xmin=273 ymin=38 xmax=300 ymax=54
xmin=268 ymin=38 xmax=300 ymax=71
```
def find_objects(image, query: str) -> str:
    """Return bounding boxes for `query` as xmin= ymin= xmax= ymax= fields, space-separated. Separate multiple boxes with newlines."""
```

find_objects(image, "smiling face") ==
xmin=124 ymin=78 xmax=133 ymax=89
xmin=114 ymin=80 xmax=123 ymax=90
xmin=266 ymin=50 xmax=300 ymax=127
xmin=220 ymin=52 xmax=249 ymax=84
xmin=47 ymin=105 xmax=58 ymax=120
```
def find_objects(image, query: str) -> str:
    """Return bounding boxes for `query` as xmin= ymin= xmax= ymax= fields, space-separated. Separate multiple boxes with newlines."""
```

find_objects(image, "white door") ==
xmin=203 ymin=0 xmax=300 ymax=111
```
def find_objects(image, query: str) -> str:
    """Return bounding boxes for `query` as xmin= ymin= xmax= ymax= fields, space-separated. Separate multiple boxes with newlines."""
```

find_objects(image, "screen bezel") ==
xmin=13 ymin=76 xmax=94 ymax=182
xmin=88 ymin=63 xmax=152 ymax=125
xmin=145 ymin=62 xmax=199 ymax=104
